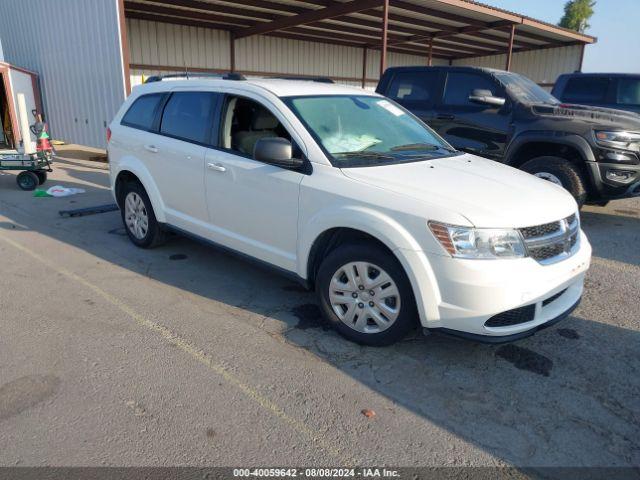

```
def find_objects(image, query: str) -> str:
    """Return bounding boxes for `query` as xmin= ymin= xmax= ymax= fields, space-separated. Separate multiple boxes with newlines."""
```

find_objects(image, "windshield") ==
xmin=495 ymin=72 xmax=560 ymax=105
xmin=283 ymin=95 xmax=458 ymax=167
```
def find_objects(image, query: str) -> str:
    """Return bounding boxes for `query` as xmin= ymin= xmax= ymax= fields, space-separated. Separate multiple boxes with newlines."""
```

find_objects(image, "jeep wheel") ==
xmin=316 ymin=242 xmax=417 ymax=346
xmin=521 ymin=156 xmax=587 ymax=207
xmin=120 ymin=182 xmax=165 ymax=248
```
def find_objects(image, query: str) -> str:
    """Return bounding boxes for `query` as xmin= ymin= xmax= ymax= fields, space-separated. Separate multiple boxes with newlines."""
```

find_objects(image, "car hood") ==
xmin=530 ymin=102 xmax=640 ymax=129
xmin=341 ymin=153 xmax=577 ymax=228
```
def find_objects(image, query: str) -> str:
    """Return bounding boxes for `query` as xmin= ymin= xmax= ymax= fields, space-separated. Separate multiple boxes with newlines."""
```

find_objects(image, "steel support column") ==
xmin=505 ymin=23 xmax=515 ymax=71
xmin=427 ymin=38 xmax=433 ymax=66
xmin=380 ymin=0 xmax=389 ymax=76
xmin=362 ymin=47 xmax=368 ymax=88
xmin=230 ymin=32 xmax=236 ymax=72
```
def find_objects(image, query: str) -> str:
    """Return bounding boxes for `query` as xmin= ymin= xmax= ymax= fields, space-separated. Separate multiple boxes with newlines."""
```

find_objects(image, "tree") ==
xmin=559 ymin=0 xmax=596 ymax=33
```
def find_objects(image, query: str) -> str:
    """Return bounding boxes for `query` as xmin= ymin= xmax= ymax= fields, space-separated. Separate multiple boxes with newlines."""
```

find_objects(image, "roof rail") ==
xmin=273 ymin=76 xmax=334 ymax=83
xmin=144 ymin=72 xmax=246 ymax=83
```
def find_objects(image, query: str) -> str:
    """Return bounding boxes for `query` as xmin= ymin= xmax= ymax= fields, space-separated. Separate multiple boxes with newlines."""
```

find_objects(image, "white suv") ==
xmin=108 ymin=75 xmax=591 ymax=346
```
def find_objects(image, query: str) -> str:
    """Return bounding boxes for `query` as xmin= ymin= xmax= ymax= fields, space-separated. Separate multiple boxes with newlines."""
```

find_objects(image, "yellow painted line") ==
xmin=0 ymin=231 xmax=355 ymax=465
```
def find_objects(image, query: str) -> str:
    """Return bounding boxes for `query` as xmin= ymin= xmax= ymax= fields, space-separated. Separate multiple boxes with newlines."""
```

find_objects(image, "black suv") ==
xmin=552 ymin=73 xmax=640 ymax=115
xmin=377 ymin=66 xmax=640 ymax=206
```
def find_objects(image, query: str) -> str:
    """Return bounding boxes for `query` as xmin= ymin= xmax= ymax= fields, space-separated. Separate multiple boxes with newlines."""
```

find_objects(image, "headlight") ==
xmin=429 ymin=221 xmax=526 ymax=259
xmin=594 ymin=130 xmax=640 ymax=152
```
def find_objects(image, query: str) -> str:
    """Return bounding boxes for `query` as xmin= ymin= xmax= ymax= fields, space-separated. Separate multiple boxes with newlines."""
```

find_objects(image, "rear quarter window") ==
xmin=121 ymin=93 xmax=164 ymax=130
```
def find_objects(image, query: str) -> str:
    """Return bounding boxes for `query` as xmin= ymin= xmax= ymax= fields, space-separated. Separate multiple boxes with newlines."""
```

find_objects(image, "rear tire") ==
xmin=521 ymin=156 xmax=587 ymax=208
xmin=316 ymin=242 xmax=418 ymax=346
xmin=120 ymin=182 xmax=165 ymax=248
xmin=16 ymin=171 xmax=39 ymax=191
xmin=35 ymin=170 xmax=47 ymax=185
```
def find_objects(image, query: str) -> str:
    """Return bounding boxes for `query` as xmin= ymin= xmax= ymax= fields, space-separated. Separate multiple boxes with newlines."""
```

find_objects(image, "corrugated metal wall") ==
xmin=453 ymin=45 xmax=583 ymax=87
xmin=127 ymin=19 xmax=444 ymax=91
xmin=0 ymin=0 xmax=126 ymax=148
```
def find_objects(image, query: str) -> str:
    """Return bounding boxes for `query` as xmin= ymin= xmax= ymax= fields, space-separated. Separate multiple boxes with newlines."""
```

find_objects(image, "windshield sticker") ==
xmin=377 ymin=100 xmax=405 ymax=117
xmin=324 ymin=134 xmax=382 ymax=153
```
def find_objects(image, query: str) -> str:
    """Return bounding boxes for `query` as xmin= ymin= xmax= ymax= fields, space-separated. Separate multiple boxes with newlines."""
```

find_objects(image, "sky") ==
xmin=484 ymin=0 xmax=640 ymax=73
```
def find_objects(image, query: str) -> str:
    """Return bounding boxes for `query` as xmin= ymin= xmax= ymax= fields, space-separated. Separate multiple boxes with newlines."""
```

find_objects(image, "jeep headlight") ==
xmin=429 ymin=222 xmax=526 ymax=259
xmin=594 ymin=130 xmax=640 ymax=152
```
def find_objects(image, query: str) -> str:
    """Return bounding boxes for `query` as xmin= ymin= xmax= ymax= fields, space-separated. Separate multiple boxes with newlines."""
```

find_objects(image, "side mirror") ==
xmin=469 ymin=89 xmax=506 ymax=107
xmin=254 ymin=137 xmax=304 ymax=168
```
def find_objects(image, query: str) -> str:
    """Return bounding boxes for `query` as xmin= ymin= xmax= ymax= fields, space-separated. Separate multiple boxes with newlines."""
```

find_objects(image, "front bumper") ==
xmin=431 ymin=297 xmax=581 ymax=343
xmin=400 ymin=230 xmax=591 ymax=338
xmin=586 ymin=160 xmax=640 ymax=200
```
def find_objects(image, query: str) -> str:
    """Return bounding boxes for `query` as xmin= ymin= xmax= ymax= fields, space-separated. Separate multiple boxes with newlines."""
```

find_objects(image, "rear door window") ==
xmin=615 ymin=78 xmax=640 ymax=106
xmin=562 ymin=76 xmax=609 ymax=103
xmin=121 ymin=93 xmax=164 ymax=130
xmin=159 ymin=92 xmax=217 ymax=145
xmin=386 ymin=71 xmax=441 ymax=106
xmin=443 ymin=72 xmax=499 ymax=107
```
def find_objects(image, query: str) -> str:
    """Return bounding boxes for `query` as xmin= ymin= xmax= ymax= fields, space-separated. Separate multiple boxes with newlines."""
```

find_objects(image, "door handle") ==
xmin=436 ymin=114 xmax=455 ymax=120
xmin=207 ymin=162 xmax=226 ymax=172
xmin=144 ymin=144 xmax=158 ymax=153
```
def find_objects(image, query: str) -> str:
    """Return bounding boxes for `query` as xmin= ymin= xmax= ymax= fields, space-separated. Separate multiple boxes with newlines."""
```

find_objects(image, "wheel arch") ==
xmin=505 ymin=132 xmax=596 ymax=192
xmin=505 ymin=132 xmax=595 ymax=168
xmin=113 ymin=159 xmax=166 ymax=223
xmin=299 ymin=207 xmax=440 ymax=326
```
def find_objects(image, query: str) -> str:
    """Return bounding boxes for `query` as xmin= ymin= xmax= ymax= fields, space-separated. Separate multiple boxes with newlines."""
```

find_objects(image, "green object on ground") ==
xmin=33 ymin=189 xmax=51 ymax=197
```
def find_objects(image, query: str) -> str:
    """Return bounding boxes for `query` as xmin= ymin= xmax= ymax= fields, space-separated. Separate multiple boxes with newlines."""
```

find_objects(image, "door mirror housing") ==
xmin=254 ymin=137 xmax=304 ymax=168
xmin=469 ymin=89 xmax=506 ymax=107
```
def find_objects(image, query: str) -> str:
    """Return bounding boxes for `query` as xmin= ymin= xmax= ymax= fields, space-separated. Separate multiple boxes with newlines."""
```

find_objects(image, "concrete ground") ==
xmin=0 ymin=154 xmax=638 ymax=469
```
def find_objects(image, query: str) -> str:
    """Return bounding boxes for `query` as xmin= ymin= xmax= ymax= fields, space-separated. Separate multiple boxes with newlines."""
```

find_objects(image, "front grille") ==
xmin=529 ymin=243 xmax=564 ymax=261
xmin=542 ymin=288 xmax=567 ymax=307
xmin=520 ymin=221 xmax=561 ymax=239
xmin=485 ymin=304 xmax=536 ymax=327
xmin=519 ymin=214 xmax=579 ymax=264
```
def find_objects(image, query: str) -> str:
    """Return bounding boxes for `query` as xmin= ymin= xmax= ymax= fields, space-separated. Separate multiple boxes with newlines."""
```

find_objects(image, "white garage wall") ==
xmin=0 ymin=0 xmax=126 ymax=148
xmin=127 ymin=19 xmax=446 ymax=90
xmin=453 ymin=44 xmax=583 ymax=87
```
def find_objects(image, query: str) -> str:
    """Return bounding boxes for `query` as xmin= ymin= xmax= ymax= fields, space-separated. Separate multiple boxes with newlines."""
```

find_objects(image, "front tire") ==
xmin=120 ymin=182 xmax=165 ymax=248
xmin=16 ymin=171 xmax=39 ymax=191
xmin=316 ymin=242 xmax=417 ymax=346
xmin=521 ymin=156 xmax=587 ymax=207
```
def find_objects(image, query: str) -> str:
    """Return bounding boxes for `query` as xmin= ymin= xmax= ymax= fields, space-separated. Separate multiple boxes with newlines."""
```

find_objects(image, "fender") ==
xmin=505 ymin=131 xmax=596 ymax=166
xmin=298 ymin=205 xmax=442 ymax=325
xmin=114 ymin=155 xmax=168 ymax=223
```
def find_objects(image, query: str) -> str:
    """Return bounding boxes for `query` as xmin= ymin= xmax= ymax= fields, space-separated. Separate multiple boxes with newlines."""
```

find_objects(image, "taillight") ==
xmin=106 ymin=127 xmax=112 ymax=143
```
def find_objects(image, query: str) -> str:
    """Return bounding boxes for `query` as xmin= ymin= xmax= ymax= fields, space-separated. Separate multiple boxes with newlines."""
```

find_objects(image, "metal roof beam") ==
xmin=233 ymin=0 xmax=383 ymax=39
xmin=126 ymin=0 xmax=279 ymax=21
xmin=124 ymin=2 xmax=255 ymax=27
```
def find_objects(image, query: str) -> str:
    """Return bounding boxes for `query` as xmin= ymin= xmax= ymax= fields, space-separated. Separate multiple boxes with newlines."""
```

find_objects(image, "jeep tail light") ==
xmin=106 ymin=127 xmax=112 ymax=143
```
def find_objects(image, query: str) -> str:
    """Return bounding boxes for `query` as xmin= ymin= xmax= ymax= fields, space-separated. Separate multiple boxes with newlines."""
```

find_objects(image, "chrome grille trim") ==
xmin=520 ymin=214 xmax=580 ymax=265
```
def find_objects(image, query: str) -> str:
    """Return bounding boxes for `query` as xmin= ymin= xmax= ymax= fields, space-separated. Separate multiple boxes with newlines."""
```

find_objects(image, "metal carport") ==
xmin=121 ymin=0 xmax=596 ymax=90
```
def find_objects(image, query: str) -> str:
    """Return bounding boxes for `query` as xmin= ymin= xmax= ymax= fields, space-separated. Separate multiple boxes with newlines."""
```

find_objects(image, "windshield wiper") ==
xmin=391 ymin=142 xmax=438 ymax=151
xmin=334 ymin=151 xmax=396 ymax=160
xmin=391 ymin=143 xmax=457 ymax=153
